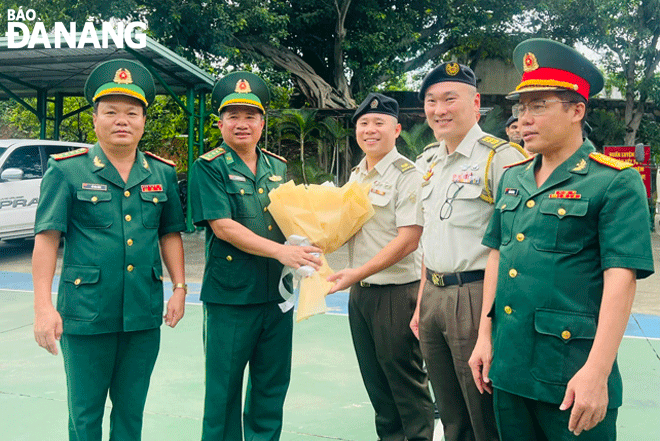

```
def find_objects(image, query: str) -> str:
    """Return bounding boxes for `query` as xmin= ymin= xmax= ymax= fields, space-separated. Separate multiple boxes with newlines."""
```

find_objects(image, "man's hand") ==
xmin=326 ymin=268 xmax=361 ymax=294
xmin=34 ymin=305 xmax=63 ymax=355
xmin=409 ymin=304 xmax=421 ymax=339
xmin=468 ymin=335 xmax=493 ymax=394
xmin=164 ymin=289 xmax=186 ymax=328
xmin=559 ymin=364 xmax=609 ymax=436
xmin=275 ymin=244 xmax=322 ymax=270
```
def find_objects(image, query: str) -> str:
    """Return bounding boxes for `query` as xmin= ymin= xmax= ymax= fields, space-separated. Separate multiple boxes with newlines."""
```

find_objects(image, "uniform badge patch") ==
xmin=268 ymin=175 xmax=283 ymax=182
xmin=229 ymin=174 xmax=246 ymax=182
xmin=549 ymin=190 xmax=581 ymax=199
xmin=505 ymin=188 xmax=519 ymax=196
xmin=93 ymin=156 xmax=105 ymax=168
xmin=141 ymin=184 xmax=163 ymax=192
xmin=452 ymin=172 xmax=481 ymax=185
xmin=82 ymin=183 xmax=107 ymax=191
xmin=225 ymin=152 xmax=234 ymax=164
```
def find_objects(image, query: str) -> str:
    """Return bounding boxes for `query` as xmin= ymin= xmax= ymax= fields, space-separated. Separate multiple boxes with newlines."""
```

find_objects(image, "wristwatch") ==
xmin=172 ymin=283 xmax=188 ymax=295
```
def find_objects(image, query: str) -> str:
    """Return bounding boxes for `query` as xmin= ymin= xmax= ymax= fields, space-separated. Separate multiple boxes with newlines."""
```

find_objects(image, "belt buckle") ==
xmin=359 ymin=281 xmax=371 ymax=288
xmin=431 ymin=272 xmax=445 ymax=287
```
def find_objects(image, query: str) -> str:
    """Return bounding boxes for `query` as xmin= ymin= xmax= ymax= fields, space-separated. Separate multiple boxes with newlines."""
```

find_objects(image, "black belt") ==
xmin=358 ymin=280 xmax=417 ymax=288
xmin=425 ymin=269 xmax=484 ymax=287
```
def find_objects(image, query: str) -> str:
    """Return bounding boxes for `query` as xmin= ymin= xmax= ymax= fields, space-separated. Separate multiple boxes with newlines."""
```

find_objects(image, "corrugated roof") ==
xmin=0 ymin=33 xmax=215 ymax=99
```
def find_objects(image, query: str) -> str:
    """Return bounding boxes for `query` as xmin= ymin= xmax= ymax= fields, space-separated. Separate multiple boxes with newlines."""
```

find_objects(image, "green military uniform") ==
xmin=34 ymin=59 xmax=185 ymax=441
xmin=189 ymin=72 xmax=292 ymax=441
xmin=481 ymin=39 xmax=655 ymax=440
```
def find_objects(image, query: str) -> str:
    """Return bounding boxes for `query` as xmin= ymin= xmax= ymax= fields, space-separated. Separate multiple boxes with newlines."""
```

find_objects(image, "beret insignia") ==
xmin=114 ymin=68 xmax=133 ymax=84
xmin=370 ymin=99 xmax=378 ymax=108
xmin=523 ymin=52 xmax=539 ymax=72
xmin=446 ymin=62 xmax=460 ymax=76
xmin=235 ymin=79 xmax=252 ymax=93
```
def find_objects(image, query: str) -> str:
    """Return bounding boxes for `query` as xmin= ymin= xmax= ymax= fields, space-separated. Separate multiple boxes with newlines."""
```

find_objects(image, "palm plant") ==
xmin=320 ymin=116 xmax=352 ymax=184
xmin=398 ymin=122 xmax=437 ymax=161
xmin=277 ymin=109 xmax=323 ymax=185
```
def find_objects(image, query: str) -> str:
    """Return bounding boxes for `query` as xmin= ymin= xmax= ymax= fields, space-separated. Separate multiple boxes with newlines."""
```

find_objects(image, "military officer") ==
xmin=32 ymin=59 xmax=187 ymax=441
xmin=504 ymin=116 xmax=522 ymax=145
xmin=327 ymin=93 xmax=434 ymax=441
xmin=189 ymin=72 xmax=322 ymax=441
xmin=410 ymin=62 xmax=527 ymax=441
xmin=468 ymin=39 xmax=654 ymax=441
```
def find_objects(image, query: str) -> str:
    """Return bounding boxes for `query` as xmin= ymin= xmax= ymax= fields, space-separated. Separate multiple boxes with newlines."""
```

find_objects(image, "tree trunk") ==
xmin=300 ymin=137 xmax=308 ymax=185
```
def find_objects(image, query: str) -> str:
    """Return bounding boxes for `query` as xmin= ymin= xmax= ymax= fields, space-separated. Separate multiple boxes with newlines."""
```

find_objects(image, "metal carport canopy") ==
xmin=0 ymin=34 xmax=216 ymax=231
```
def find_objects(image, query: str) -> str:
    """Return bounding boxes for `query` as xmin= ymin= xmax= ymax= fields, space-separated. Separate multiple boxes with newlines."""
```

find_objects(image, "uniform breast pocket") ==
xmin=533 ymin=198 xmax=589 ymax=254
xmin=140 ymin=191 xmax=168 ymax=229
xmin=74 ymin=191 xmax=113 ymax=228
xmin=447 ymin=183 xmax=490 ymax=228
xmin=369 ymin=188 xmax=393 ymax=208
xmin=531 ymin=308 xmax=596 ymax=385
xmin=496 ymin=194 xmax=521 ymax=245
xmin=226 ymin=183 xmax=257 ymax=218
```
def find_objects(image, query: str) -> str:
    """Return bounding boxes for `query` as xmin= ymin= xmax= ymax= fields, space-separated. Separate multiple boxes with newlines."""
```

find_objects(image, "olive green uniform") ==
xmin=189 ymin=143 xmax=290 ymax=441
xmin=35 ymin=143 xmax=185 ymax=440
xmin=482 ymin=140 xmax=654 ymax=440
xmin=348 ymin=147 xmax=434 ymax=441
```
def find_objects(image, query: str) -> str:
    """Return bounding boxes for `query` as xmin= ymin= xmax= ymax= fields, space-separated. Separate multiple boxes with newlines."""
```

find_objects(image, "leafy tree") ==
xmin=529 ymin=0 xmax=660 ymax=145
xmin=32 ymin=0 xmax=528 ymax=108
xmin=398 ymin=122 xmax=436 ymax=161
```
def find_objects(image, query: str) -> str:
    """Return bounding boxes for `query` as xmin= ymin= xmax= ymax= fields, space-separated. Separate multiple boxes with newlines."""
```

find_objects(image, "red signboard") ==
xmin=603 ymin=145 xmax=651 ymax=198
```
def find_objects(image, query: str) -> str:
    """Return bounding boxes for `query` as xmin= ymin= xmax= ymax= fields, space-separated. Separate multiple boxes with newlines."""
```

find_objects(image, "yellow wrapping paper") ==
xmin=268 ymin=181 xmax=374 ymax=321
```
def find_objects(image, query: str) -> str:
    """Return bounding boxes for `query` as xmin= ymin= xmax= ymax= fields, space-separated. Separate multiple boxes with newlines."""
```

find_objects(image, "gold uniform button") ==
xmin=258 ymin=188 xmax=264 ymax=194
xmin=125 ymin=214 xmax=132 ymax=222
xmin=504 ymin=306 xmax=512 ymax=315
xmin=268 ymin=225 xmax=273 ymax=231
xmin=516 ymin=233 xmax=525 ymax=242
xmin=526 ymin=200 xmax=535 ymax=208
xmin=74 ymin=278 xmax=81 ymax=286
xmin=152 ymin=197 xmax=159 ymax=204
xmin=264 ymin=207 xmax=268 ymax=212
xmin=509 ymin=269 xmax=518 ymax=278
xmin=127 ymin=265 xmax=134 ymax=272
xmin=562 ymin=330 xmax=571 ymax=340
xmin=127 ymin=239 xmax=134 ymax=246
xmin=91 ymin=196 xmax=98 ymax=203
xmin=226 ymin=255 xmax=233 ymax=262
xmin=239 ymin=189 xmax=245 ymax=195
xmin=124 ymin=191 xmax=130 ymax=197
xmin=558 ymin=208 xmax=566 ymax=216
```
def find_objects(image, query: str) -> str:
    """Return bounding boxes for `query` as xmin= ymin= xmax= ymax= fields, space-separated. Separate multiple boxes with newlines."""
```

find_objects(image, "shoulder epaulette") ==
xmin=478 ymin=135 xmax=508 ymax=150
xmin=200 ymin=147 xmax=226 ymax=161
xmin=504 ymin=156 xmax=534 ymax=169
xmin=262 ymin=149 xmax=287 ymax=163
xmin=52 ymin=147 xmax=88 ymax=161
xmin=589 ymin=152 xmax=633 ymax=170
xmin=393 ymin=157 xmax=416 ymax=173
xmin=144 ymin=151 xmax=176 ymax=167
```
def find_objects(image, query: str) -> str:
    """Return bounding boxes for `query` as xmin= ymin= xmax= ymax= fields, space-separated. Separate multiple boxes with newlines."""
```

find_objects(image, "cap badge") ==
xmin=523 ymin=52 xmax=540 ymax=72
xmin=114 ymin=68 xmax=133 ymax=84
xmin=370 ymin=99 xmax=378 ymax=108
xmin=235 ymin=79 xmax=252 ymax=94
xmin=446 ymin=62 xmax=460 ymax=76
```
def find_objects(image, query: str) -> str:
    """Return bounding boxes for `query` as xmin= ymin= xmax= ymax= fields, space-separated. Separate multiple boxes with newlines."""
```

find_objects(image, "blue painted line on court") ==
xmin=2 ymin=271 xmax=658 ymax=338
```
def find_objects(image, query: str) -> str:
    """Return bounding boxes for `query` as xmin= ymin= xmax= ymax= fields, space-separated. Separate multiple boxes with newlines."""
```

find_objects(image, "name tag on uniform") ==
xmin=505 ymin=188 xmax=519 ymax=196
xmin=141 ymin=184 xmax=163 ymax=192
xmin=82 ymin=183 xmax=107 ymax=191
xmin=268 ymin=175 xmax=282 ymax=182
xmin=229 ymin=174 xmax=246 ymax=182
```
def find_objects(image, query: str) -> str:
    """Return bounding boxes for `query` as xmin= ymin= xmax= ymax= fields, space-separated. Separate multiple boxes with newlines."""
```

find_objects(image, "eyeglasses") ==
xmin=511 ymin=99 xmax=575 ymax=118
xmin=439 ymin=182 xmax=464 ymax=220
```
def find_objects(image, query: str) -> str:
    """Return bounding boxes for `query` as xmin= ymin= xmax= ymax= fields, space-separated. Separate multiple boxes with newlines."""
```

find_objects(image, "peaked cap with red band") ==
xmin=507 ymin=38 xmax=603 ymax=101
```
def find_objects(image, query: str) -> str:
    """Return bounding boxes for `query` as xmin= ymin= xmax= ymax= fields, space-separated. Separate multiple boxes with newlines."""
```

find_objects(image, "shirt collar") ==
xmin=357 ymin=146 xmax=399 ymax=177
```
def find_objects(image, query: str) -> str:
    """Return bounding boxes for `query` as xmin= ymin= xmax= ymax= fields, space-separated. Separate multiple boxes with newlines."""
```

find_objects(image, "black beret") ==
xmin=418 ymin=62 xmax=477 ymax=100
xmin=352 ymin=93 xmax=399 ymax=124
xmin=505 ymin=115 xmax=518 ymax=128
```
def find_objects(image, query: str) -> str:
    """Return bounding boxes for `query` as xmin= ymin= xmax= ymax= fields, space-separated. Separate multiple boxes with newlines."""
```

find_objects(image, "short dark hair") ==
xmin=92 ymin=97 xmax=147 ymax=115
xmin=555 ymin=90 xmax=588 ymax=126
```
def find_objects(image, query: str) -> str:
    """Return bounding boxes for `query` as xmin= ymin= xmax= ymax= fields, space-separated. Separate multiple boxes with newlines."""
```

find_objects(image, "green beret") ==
xmin=212 ymin=72 xmax=270 ymax=115
xmin=352 ymin=93 xmax=399 ymax=124
xmin=419 ymin=62 xmax=477 ymax=100
xmin=84 ymin=59 xmax=155 ymax=107
xmin=509 ymin=38 xmax=604 ymax=100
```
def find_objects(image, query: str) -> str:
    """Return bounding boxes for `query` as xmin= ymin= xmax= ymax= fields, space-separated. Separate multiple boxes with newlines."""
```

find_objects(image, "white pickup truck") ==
xmin=0 ymin=139 xmax=92 ymax=242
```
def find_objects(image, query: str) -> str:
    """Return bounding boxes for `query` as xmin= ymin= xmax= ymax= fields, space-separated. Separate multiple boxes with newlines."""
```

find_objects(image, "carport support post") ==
xmin=37 ymin=89 xmax=47 ymax=140
xmin=53 ymin=93 xmax=63 ymax=140
xmin=186 ymin=87 xmax=195 ymax=232
xmin=198 ymin=92 xmax=206 ymax=156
